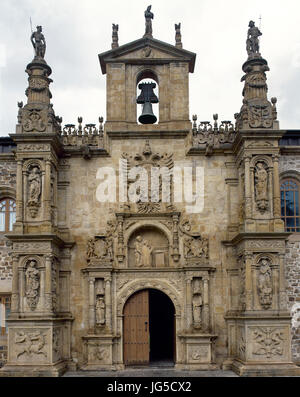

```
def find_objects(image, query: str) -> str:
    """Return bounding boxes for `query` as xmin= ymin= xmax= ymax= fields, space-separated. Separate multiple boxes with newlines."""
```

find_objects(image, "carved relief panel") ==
xmin=127 ymin=226 xmax=169 ymax=268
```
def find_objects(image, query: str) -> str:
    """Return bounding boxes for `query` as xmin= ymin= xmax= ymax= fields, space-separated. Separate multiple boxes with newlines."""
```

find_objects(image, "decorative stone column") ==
xmin=279 ymin=253 xmax=287 ymax=310
xmin=245 ymin=252 xmax=253 ymax=311
xmin=105 ymin=277 xmax=112 ymax=332
xmin=11 ymin=255 xmax=19 ymax=313
xmin=244 ymin=156 xmax=252 ymax=219
xmin=45 ymin=255 xmax=53 ymax=312
xmin=15 ymin=161 xmax=23 ymax=224
xmin=273 ymin=155 xmax=281 ymax=219
xmin=186 ymin=277 xmax=193 ymax=330
xmin=89 ymin=277 xmax=95 ymax=332
xmin=202 ymin=276 xmax=209 ymax=332
xmin=44 ymin=160 xmax=52 ymax=222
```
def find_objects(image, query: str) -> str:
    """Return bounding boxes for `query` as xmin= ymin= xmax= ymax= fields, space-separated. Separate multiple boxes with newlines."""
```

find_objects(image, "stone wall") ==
xmin=0 ymin=155 xmax=16 ymax=365
xmin=280 ymin=154 xmax=300 ymax=363
xmin=0 ymin=157 xmax=16 ymax=294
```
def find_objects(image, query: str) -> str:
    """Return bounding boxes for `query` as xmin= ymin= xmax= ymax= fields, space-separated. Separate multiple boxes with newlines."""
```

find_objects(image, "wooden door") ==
xmin=123 ymin=289 xmax=149 ymax=365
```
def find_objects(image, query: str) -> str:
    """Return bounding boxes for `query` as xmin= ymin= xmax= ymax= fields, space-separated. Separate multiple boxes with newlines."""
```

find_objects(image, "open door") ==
xmin=123 ymin=289 xmax=149 ymax=365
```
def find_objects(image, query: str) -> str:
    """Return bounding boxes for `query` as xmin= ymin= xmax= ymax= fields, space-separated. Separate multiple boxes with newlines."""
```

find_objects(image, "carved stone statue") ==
xmin=95 ymin=296 xmax=106 ymax=325
xmin=134 ymin=235 xmax=152 ymax=267
xmin=192 ymin=294 xmax=203 ymax=328
xmin=246 ymin=20 xmax=262 ymax=56
xmin=144 ymin=5 xmax=154 ymax=38
xmin=112 ymin=23 xmax=119 ymax=49
xmin=255 ymin=162 xmax=268 ymax=212
xmin=25 ymin=260 xmax=40 ymax=310
xmin=175 ymin=23 xmax=182 ymax=48
xmin=28 ymin=166 xmax=41 ymax=204
xmin=31 ymin=26 xmax=46 ymax=58
xmin=258 ymin=258 xmax=273 ymax=309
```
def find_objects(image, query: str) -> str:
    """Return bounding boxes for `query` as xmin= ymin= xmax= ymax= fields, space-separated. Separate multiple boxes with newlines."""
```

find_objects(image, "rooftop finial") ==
xmin=144 ymin=5 xmax=154 ymax=38
xmin=246 ymin=20 xmax=262 ymax=58
xmin=30 ymin=25 xmax=46 ymax=59
xmin=112 ymin=24 xmax=119 ymax=49
xmin=175 ymin=23 xmax=182 ymax=48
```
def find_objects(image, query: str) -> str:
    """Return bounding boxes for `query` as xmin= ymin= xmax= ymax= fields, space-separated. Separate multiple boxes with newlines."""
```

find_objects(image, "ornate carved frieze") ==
xmin=13 ymin=242 xmax=50 ymax=252
xmin=18 ymin=143 xmax=50 ymax=152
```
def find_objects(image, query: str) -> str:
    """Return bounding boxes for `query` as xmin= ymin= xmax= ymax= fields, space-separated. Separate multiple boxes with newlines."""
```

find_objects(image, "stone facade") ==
xmin=279 ymin=154 xmax=300 ymax=362
xmin=0 ymin=14 xmax=299 ymax=376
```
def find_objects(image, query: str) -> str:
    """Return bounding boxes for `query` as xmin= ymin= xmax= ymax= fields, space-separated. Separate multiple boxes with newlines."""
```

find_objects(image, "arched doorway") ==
xmin=123 ymin=288 xmax=175 ymax=366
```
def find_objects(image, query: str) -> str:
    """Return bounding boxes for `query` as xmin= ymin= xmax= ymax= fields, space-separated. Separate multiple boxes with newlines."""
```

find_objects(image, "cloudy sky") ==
xmin=0 ymin=0 xmax=300 ymax=136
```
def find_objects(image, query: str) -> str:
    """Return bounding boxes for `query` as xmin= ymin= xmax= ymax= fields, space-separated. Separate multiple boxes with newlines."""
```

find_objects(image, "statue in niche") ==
xmin=192 ymin=294 xmax=203 ymax=329
xmin=246 ymin=20 xmax=262 ymax=56
xmin=95 ymin=296 xmax=106 ymax=325
xmin=144 ymin=5 xmax=154 ymax=37
xmin=28 ymin=166 xmax=41 ymax=207
xmin=31 ymin=26 xmax=46 ymax=58
xmin=134 ymin=235 xmax=152 ymax=267
xmin=258 ymin=258 xmax=273 ymax=309
xmin=255 ymin=162 xmax=268 ymax=212
xmin=25 ymin=260 xmax=40 ymax=310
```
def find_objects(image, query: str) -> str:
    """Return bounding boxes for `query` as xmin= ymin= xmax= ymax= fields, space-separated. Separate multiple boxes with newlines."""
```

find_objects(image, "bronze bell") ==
xmin=137 ymin=82 xmax=158 ymax=124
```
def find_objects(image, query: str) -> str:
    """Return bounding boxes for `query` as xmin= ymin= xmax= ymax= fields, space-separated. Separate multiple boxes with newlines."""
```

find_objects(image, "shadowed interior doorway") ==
xmin=123 ymin=288 xmax=175 ymax=366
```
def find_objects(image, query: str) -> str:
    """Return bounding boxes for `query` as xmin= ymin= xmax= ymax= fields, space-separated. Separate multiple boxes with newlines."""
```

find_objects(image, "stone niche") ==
xmin=127 ymin=226 xmax=169 ymax=268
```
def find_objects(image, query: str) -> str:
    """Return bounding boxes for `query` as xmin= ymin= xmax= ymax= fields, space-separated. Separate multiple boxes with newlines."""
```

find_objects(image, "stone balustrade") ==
xmin=59 ymin=117 xmax=104 ymax=147
xmin=192 ymin=114 xmax=236 ymax=154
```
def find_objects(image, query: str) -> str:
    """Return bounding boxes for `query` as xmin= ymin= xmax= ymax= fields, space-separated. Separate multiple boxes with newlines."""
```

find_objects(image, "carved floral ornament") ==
xmin=252 ymin=327 xmax=285 ymax=358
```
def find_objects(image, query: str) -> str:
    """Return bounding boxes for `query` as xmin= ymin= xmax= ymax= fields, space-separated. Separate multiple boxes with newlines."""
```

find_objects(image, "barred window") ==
xmin=0 ymin=198 xmax=16 ymax=232
xmin=280 ymin=179 xmax=300 ymax=232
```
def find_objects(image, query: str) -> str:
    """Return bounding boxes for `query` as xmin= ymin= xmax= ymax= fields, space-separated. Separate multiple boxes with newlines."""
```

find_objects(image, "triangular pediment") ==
xmin=98 ymin=37 xmax=196 ymax=74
